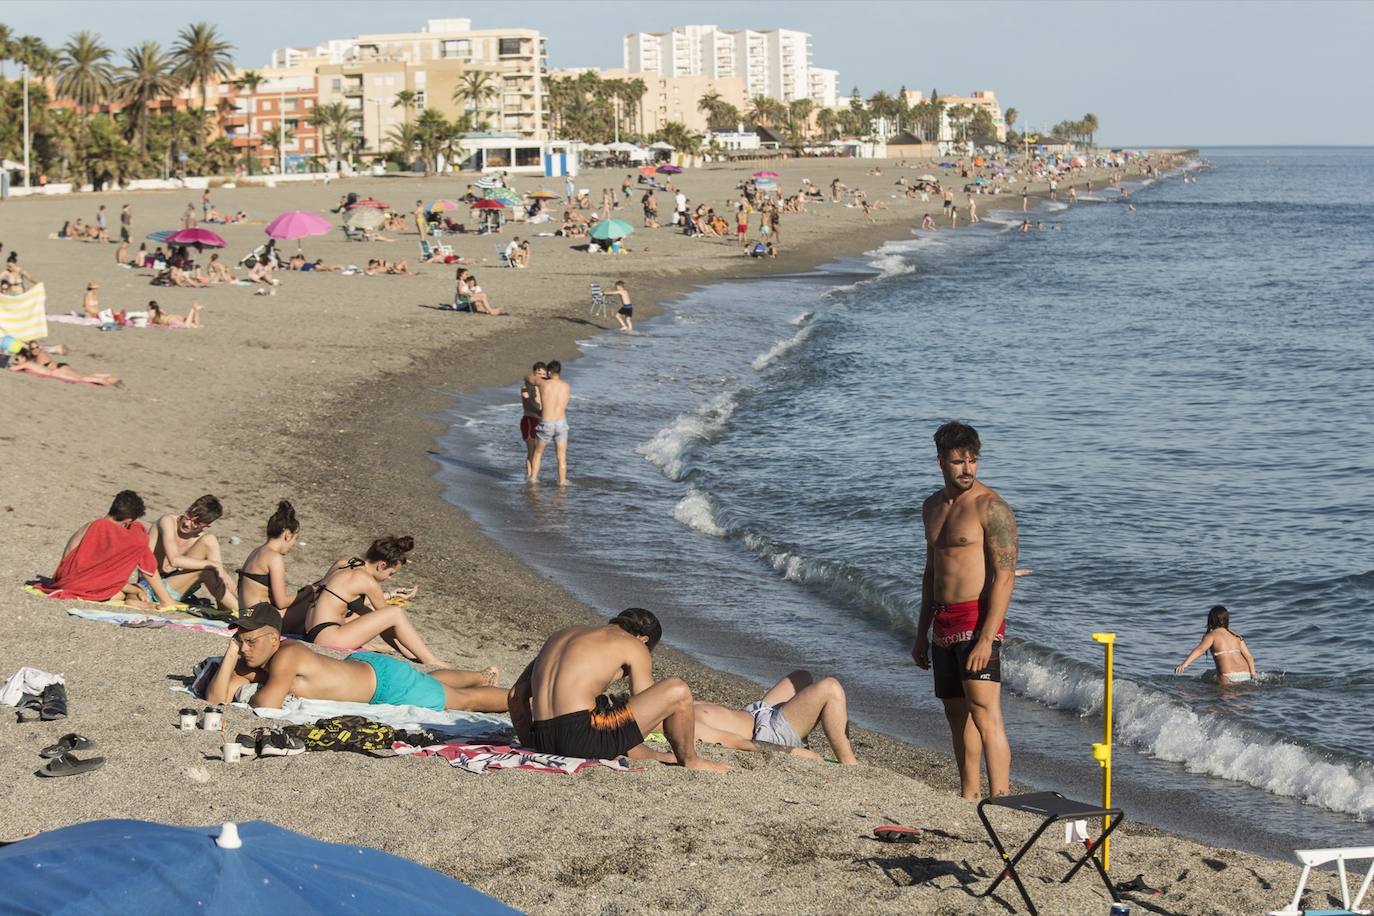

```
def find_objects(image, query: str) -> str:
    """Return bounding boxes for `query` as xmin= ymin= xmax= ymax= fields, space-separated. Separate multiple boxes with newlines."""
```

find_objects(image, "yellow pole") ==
xmin=1091 ymin=632 xmax=1115 ymax=871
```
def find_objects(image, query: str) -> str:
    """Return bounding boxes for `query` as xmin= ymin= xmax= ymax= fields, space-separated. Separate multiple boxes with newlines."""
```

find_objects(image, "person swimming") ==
xmin=1174 ymin=605 xmax=1257 ymax=684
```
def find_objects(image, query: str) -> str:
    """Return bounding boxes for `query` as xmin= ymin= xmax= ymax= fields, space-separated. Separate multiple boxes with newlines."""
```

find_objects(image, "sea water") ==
xmin=435 ymin=148 xmax=1374 ymax=857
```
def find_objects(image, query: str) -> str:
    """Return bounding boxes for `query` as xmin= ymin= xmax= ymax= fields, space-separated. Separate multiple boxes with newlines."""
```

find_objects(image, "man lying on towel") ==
xmin=204 ymin=603 xmax=507 ymax=712
xmin=507 ymin=608 xmax=730 ymax=772
xmin=38 ymin=490 xmax=178 ymax=607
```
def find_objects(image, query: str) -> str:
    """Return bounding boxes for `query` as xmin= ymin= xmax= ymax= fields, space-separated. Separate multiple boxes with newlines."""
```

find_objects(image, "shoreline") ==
xmin=2 ymin=153 xmax=1309 ymax=913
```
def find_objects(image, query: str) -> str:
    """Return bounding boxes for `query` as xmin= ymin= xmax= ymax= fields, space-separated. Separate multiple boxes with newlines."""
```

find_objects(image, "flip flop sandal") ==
xmin=37 ymin=753 xmax=106 ymax=777
xmin=120 ymin=618 xmax=168 ymax=629
xmin=15 ymin=693 xmax=43 ymax=723
xmin=874 ymin=826 xmax=923 ymax=844
xmin=39 ymin=684 xmax=68 ymax=721
xmin=40 ymin=733 xmax=98 ymax=759
xmin=1116 ymin=874 xmax=1165 ymax=896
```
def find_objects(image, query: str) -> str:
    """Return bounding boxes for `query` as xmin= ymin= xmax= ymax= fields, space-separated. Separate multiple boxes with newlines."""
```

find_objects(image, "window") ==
xmin=515 ymin=146 xmax=542 ymax=168
xmin=331 ymin=79 xmax=342 ymax=92
xmin=441 ymin=39 xmax=471 ymax=59
xmin=414 ymin=90 xmax=426 ymax=108
xmin=484 ymin=147 xmax=512 ymax=168
xmin=304 ymin=98 xmax=315 ymax=109
xmin=499 ymin=38 xmax=522 ymax=56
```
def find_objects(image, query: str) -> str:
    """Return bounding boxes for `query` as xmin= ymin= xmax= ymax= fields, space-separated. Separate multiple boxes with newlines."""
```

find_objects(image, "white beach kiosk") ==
xmin=457 ymin=133 xmax=577 ymax=177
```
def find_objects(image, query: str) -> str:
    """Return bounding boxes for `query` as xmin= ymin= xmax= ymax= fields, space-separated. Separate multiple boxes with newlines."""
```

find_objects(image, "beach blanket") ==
xmin=66 ymin=607 xmax=228 ymax=634
xmin=395 ymin=740 xmax=637 ymax=776
xmin=34 ymin=518 xmax=158 ymax=601
xmin=0 ymin=283 xmax=47 ymax=341
xmin=47 ymin=311 xmax=151 ymax=328
xmin=21 ymin=582 xmax=189 ymax=612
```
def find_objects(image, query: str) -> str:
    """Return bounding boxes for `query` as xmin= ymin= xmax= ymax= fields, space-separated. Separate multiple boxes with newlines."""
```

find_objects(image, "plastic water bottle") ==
xmin=1110 ymin=905 xmax=1131 ymax=916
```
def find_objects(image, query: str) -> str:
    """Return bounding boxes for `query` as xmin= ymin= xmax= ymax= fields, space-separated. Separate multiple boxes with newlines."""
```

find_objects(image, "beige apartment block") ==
xmin=553 ymin=68 xmax=748 ymax=136
xmin=902 ymin=89 xmax=1006 ymax=142
xmin=279 ymin=18 xmax=547 ymax=149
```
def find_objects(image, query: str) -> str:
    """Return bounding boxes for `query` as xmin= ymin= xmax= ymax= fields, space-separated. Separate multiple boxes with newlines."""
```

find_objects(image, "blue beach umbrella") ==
xmin=588 ymin=219 xmax=635 ymax=241
xmin=145 ymin=229 xmax=179 ymax=242
xmin=0 ymin=819 xmax=520 ymax=915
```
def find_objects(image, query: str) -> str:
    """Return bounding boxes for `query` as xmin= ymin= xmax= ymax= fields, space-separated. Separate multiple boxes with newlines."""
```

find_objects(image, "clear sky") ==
xmin=2 ymin=0 xmax=1370 ymax=146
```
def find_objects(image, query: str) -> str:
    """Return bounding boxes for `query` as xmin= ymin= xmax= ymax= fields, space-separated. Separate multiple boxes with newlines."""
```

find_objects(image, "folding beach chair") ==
xmin=1269 ymin=847 xmax=1374 ymax=916
xmin=976 ymin=791 xmax=1125 ymax=915
xmin=589 ymin=283 xmax=606 ymax=318
xmin=496 ymin=244 xmax=514 ymax=268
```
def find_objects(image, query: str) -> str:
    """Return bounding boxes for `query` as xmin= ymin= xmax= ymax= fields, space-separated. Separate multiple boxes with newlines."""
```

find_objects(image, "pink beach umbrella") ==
xmin=264 ymin=210 xmax=332 ymax=252
xmin=345 ymin=197 xmax=389 ymax=210
xmin=164 ymin=227 xmax=226 ymax=249
xmin=753 ymin=170 xmax=780 ymax=179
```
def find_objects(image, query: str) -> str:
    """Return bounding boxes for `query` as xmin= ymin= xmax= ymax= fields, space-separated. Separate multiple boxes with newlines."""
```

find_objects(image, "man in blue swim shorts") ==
xmin=205 ymin=603 xmax=507 ymax=712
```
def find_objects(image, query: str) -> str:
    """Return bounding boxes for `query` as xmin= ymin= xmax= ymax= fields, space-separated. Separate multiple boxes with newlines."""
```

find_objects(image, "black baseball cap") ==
xmin=232 ymin=602 xmax=283 ymax=633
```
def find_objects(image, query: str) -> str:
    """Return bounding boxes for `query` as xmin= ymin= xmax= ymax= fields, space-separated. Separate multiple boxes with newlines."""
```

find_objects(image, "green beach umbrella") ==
xmin=482 ymin=187 xmax=521 ymax=206
xmin=588 ymin=219 xmax=634 ymax=241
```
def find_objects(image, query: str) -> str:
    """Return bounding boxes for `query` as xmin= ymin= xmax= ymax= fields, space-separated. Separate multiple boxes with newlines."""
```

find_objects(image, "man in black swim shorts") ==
xmin=508 ymin=609 xmax=731 ymax=772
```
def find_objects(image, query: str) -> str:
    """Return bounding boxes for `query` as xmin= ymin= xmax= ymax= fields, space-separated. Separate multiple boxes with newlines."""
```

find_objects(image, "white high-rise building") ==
xmin=624 ymin=25 xmax=835 ymax=106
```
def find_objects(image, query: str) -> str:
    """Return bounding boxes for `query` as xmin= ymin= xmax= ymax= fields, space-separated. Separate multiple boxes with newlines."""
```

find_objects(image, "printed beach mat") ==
xmin=395 ymin=740 xmax=639 ymax=776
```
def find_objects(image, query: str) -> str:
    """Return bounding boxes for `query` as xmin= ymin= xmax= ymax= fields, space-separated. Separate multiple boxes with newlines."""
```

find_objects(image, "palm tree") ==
xmin=1082 ymin=112 xmax=1099 ymax=148
xmin=816 ymin=107 xmax=837 ymax=141
xmin=55 ymin=31 xmax=115 ymax=114
xmin=1004 ymin=107 xmax=1018 ymax=132
xmin=746 ymin=94 xmax=778 ymax=127
xmin=233 ymin=69 xmax=264 ymax=172
xmin=172 ymin=22 xmax=234 ymax=149
xmin=0 ymin=23 xmax=13 ymax=79
xmin=386 ymin=120 xmax=421 ymax=164
xmin=261 ymin=122 xmax=294 ymax=171
xmin=787 ymin=98 xmax=815 ymax=143
xmin=415 ymin=107 xmax=448 ymax=175
xmin=309 ymin=101 xmax=359 ymax=171
xmin=392 ymin=88 xmax=417 ymax=125
xmin=116 ymin=42 xmax=178 ymax=154
xmin=452 ymin=70 xmax=498 ymax=123
xmin=622 ymin=76 xmax=646 ymax=138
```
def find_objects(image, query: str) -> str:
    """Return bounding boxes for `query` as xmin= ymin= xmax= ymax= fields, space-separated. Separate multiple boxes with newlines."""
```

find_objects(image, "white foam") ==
xmin=636 ymin=392 xmax=737 ymax=481
xmin=671 ymin=489 xmax=727 ymax=537
xmin=788 ymin=310 xmax=814 ymax=326
xmin=1005 ymin=649 xmax=1374 ymax=820
xmin=751 ymin=322 xmax=814 ymax=370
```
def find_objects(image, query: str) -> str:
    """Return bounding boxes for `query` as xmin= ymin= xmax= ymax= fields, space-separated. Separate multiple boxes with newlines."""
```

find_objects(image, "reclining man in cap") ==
xmin=507 ymin=608 xmax=730 ymax=772
xmin=205 ymin=603 xmax=505 ymax=712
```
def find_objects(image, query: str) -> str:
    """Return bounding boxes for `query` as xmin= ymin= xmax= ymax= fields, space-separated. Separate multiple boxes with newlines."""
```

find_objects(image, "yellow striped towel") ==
xmin=0 ymin=282 xmax=48 ymax=341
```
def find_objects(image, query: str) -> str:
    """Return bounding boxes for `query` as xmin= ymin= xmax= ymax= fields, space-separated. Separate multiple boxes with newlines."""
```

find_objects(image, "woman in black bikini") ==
xmin=299 ymin=536 xmax=446 ymax=667
xmin=237 ymin=501 xmax=299 ymax=611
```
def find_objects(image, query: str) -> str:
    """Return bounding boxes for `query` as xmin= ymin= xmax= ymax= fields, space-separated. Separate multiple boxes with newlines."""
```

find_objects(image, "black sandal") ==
xmin=15 ymin=692 xmax=43 ymax=723
xmin=40 ymin=733 xmax=98 ymax=758
xmin=39 ymin=683 xmax=68 ymax=721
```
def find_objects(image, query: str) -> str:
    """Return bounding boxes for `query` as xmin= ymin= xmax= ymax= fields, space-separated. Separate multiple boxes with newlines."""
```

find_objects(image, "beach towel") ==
xmin=0 ymin=667 xmax=65 ymax=707
xmin=66 ymin=607 xmax=225 ymax=634
xmin=395 ymin=739 xmax=637 ymax=776
xmin=35 ymin=518 xmax=158 ymax=602
xmin=21 ymin=582 xmax=189 ymax=612
xmin=47 ymin=311 xmax=150 ymax=328
xmin=0 ymin=283 xmax=48 ymax=341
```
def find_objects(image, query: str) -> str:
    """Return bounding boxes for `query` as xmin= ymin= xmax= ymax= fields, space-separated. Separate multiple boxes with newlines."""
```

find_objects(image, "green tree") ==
xmin=787 ymin=98 xmax=815 ymax=143
xmin=393 ymin=88 xmax=417 ymax=125
xmin=172 ymin=22 xmax=235 ymax=149
xmin=0 ymin=23 xmax=13 ymax=79
xmin=816 ymin=107 xmax=837 ymax=140
xmin=415 ymin=107 xmax=449 ymax=174
xmin=453 ymin=69 xmax=498 ymax=121
xmin=1082 ymin=112 xmax=1099 ymax=148
xmin=309 ymin=101 xmax=360 ymax=171
xmin=232 ymin=69 xmax=264 ymax=173
xmin=55 ymin=31 xmax=115 ymax=114
xmin=83 ymin=114 xmax=138 ymax=187
xmin=969 ymin=108 xmax=997 ymax=146
xmin=654 ymin=120 xmax=699 ymax=155
xmin=261 ymin=122 xmax=294 ymax=171
xmin=1004 ymin=107 xmax=1018 ymax=131
xmin=386 ymin=120 xmax=422 ymax=163
xmin=622 ymin=76 xmax=646 ymax=138
xmin=116 ymin=41 xmax=178 ymax=155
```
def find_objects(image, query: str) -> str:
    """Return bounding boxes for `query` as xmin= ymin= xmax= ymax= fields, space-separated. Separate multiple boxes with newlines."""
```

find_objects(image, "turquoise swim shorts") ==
xmin=138 ymin=576 xmax=183 ymax=604
xmin=349 ymin=652 xmax=447 ymax=710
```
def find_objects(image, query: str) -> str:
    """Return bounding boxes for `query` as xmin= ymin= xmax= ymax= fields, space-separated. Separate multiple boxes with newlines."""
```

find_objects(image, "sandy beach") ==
xmin=1 ymin=153 xmax=1317 ymax=914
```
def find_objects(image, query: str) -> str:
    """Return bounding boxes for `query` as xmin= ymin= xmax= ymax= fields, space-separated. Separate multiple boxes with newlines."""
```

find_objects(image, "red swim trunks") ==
xmin=520 ymin=415 xmax=539 ymax=441
xmin=931 ymin=599 xmax=1005 ymax=648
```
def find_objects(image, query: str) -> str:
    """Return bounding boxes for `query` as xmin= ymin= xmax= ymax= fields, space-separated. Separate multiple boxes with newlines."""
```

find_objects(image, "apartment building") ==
xmin=624 ymin=25 xmax=837 ymax=107
xmin=552 ymin=67 xmax=747 ymax=136
xmin=221 ymin=66 xmax=322 ymax=171
xmin=901 ymin=89 xmax=1007 ymax=142
xmin=275 ymin=18 xmax=548 ymax=149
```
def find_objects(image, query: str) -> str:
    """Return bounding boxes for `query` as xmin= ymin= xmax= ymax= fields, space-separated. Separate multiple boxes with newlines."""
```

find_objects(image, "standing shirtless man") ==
xmin=528 ymin=360 xmax=570 ymax=485
xmin=520 ymin=361 xmax=548 ymax=478
xmin=911 ymin=421 xmax=1018 ymax=799
xmin=507 ymin=608 xmax=729 ymax=772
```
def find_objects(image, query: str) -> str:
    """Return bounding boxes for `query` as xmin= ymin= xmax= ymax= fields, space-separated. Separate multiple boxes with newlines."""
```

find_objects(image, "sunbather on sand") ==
xmin=299 ymin=535 xmax=446 ymax=666
xmin=132 ymin=495 xmax=239 ymax=612
xmin=287 ymin=254 xmax=347 ymax=272
xmin=205 ymin=604 xmax=506 ymax=712
xmin=169 ymin=265 xmax=207 ymax=288
xmin=456 ymin=269 xmax=504 ymax=315
xmin=37 ymin=490 xmax=176 ymax=606
xmin=237 ymin=500 xmax=299 ymax=611
xmin=690 ymin=671 xmax=859 ymax=764
xmin=82 ymin=282 xmax=101 ymax=318
xmin=148 ymin=300 xmax=203 ymax=328
xmin=206 ymin=254 xmax=235 ymax=283
xmin=6 ymin=341 xmax=119 ymax=386
xmin=507 ymin=608 xmax=731 ymax=771
xmin=247 ymin=256 xmax=278 ymax=286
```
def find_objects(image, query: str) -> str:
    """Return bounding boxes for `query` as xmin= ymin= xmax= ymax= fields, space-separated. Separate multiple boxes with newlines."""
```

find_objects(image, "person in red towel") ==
xmin=39 ymin=490 xmax=178 ymax=607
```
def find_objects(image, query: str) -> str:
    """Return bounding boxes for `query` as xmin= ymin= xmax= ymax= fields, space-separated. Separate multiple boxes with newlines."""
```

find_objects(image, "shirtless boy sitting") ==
xmin=691 ymin=670 xmax=859 ymax=764
xmin=508 ymin=609 xmax=730 ymax=772
xmin=134 ymin=495 xmax=239 ymax=613
xmin=205 ymin=603 xmax=507 ymax=712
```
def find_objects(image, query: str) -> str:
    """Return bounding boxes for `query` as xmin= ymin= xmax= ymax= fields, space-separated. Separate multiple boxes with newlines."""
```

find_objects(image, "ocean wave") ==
xmin=672 ymin=489 xmax=727 ymax=537
xmin=752 ymin=322 xmax=816 ymax=370
xmin=788 ymin=310 xmax=814 ymax=326
xmin=636 ymin=391 xmax=738 ymax=481
xmin=1005 ymin=645 xmax=1374 ymax=820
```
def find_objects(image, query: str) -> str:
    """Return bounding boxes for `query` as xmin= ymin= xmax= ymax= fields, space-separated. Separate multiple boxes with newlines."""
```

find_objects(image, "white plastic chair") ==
xmin=1269 ymin=847 xmax=1374 ymax=916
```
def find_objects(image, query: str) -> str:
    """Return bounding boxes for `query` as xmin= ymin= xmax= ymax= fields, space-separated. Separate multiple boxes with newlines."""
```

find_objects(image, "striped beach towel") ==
xmin=0 ymin=283 xmax=48 ymax=341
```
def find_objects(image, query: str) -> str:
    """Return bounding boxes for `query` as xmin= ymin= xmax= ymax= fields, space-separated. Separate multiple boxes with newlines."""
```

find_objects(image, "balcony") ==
xmin=342 ymin=82 xmax=364 ymax=96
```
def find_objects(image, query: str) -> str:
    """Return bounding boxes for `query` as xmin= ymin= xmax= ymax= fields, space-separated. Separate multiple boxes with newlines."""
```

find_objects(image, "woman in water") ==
xmin=1174 ymin=605 xmax=1257 ymax=684
xmin=298 ymin=535 xmax=450 ymax=667
xmin=237 ymin=500 xmax=300 ymax=610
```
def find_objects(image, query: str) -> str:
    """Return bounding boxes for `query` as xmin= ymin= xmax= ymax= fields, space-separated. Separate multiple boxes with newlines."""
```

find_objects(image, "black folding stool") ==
xmin=976 ymin=791 xmax=1125 ymax=915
